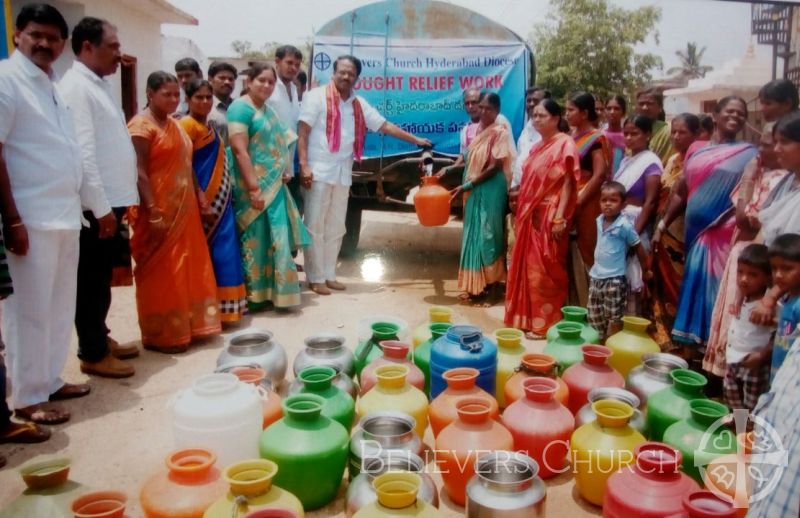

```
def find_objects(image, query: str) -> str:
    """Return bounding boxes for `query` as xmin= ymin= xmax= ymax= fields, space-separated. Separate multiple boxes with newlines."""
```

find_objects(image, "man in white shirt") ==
xmin=207 ymin=61 xmax=237 ymax=145
xmin=269 ymin=45 xmax=303 ymax=215
xmin=298 ymin=55 xmax=431 ymax=295
xmin=511 ymin=86 xmax=550 ymax=189
xmin=60 ymin=17 xmax=139 ymax=379
xmin=0 ymin=3 xmax=95 ymax=425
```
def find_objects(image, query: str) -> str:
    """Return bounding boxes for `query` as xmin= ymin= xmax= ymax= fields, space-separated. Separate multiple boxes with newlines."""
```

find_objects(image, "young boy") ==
xmin=723 ymin=244 xmax=775 ymax=411
xmin=768 ymin=233 xmax=800 ymax=380
xmin=587 ymin=182 xmax=652 ymax=340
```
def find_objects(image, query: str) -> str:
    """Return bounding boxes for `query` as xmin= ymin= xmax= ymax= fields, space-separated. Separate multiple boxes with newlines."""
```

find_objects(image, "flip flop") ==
xmin=0 ymin=421 xmax=51 ymax=444
xmin=14 ymin=404 xmax=70 ymax=425
xmin=49 ymin=383 xmax=91 ymax=401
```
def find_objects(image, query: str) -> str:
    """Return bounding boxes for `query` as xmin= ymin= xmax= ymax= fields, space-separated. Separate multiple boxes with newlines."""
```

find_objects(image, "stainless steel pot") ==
xmin=345 ymin=452 xmax=437 ymax=517
xmin=288 ymin=364 xmax=358 ymax=399
xmin=466 ymin=451 xmax=546 ymax=517
xmin=216 ymin=328 xmax=287 ymax=385
xmin=293 ymin=333 xmax=355 ymax=378
xmin=626 ymin=352 xmax=688 ymax=408
xmin=575 ymin=387 xmax=647 ymax=435
xmin=349 ymin=411 xmax=424 ymax=480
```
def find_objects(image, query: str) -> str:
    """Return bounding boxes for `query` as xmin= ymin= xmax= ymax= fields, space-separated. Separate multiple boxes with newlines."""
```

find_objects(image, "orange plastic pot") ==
xmin=435 ymin=397 xmax=513 ymax=506
xmin=71 ymin=491 xmax=127 ymax=518
xmin=360 ymin=341 xmax=425 ymax=395
xmin=414 ymin=176 xmax=450 ymax=226
xmin=140 ymin=448 xmax=228 ymax=518
xmin=429 ymin=368 xmax=499 ymax=437
xmin=230 ymin=366 xmax=283 ymax=429
xmin=502 ymin=377 xmax=575 ymax=479
xmin=562 ymin=345 xmax=624 ymax=414
xmin=504 ymin=353 xmax=569 ymax=407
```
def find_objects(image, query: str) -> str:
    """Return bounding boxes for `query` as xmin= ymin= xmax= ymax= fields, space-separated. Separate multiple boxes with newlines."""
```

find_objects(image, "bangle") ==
xmin=462 ymin=181 xmax=473 ymax=191
xmin=657 ymin=220 xmax=667 ymax=232
xmin=148 ymin=216 xmax=163 ymax=224
xmin=552 ymin=218 xmax=565 ymax=225
xmin=7 ymin=221 xmax=24 ymax=228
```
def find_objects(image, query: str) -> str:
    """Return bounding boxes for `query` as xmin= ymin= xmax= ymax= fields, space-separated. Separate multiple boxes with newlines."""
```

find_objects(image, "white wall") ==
xmin=10 ymin=0 xmax=174 ymax=111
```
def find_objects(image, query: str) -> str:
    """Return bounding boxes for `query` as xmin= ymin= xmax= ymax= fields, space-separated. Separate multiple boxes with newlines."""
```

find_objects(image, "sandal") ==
xmin=0 ymin=421 xmax=51 ymax=444
xmin=49 ymin=383 xmax=91 ymax=401
xmin=14 ymin=403 xmax=70 ymax=425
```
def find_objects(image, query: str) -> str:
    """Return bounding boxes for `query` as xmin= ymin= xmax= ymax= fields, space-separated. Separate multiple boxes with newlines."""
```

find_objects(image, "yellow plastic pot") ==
xmin=353 ymin=473 xmax=441 ymax=518
xmin=356 ymin=365 xmax=428 ymax=438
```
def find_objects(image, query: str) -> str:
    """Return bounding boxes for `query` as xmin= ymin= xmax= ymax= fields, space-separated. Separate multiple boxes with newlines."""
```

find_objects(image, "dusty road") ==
xmin=0 ymin=210 xmax=599 ymax=517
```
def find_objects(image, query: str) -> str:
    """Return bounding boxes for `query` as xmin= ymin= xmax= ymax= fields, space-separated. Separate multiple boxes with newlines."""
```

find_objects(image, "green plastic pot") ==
xmin=545 ymin=306 xmax=601 ymax=345
xmin=259 ymin=394 xmax=349 ymax=510
xmin=354 ymin=322 xmax=400 ymax=379
xmin=297 ymin=366 xmax=356 ymax=431
xmin=646 ymin=369 xmax=708 ymax=442
xmin=543 ymin=322 xmax=587 ymax=370
xmin=412 ymin=322 xmax=452 ymax=398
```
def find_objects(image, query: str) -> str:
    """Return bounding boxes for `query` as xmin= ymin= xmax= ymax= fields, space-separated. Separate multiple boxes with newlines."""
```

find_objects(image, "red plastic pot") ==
xmin=360 ymin=341 xmax=425 ymax=395
xmin=502 ymin=377 xmax=574 ymax=479
xmin=666 ymin=491 xmax=738 ymax=518
xmin=605 ymin=442 xmax=701 ymax=517
xmin=562 ymin=345 xmax=625 ymax=414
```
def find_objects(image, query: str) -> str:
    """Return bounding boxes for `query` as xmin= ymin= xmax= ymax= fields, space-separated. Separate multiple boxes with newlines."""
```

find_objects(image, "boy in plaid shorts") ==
xmin=723 ymin=244 xmax=775 ymax=411
xmin=587 ymin=182 xmax=651 ymax=341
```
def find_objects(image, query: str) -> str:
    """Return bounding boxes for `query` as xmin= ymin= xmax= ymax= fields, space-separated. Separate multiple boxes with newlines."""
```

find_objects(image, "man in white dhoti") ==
xmin=298 ymin=55 xmax=431 ymax=295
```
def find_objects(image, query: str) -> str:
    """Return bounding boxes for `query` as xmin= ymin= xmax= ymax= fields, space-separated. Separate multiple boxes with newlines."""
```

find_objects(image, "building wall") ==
xmin=10 ymin=0 xmax=171 ymax=112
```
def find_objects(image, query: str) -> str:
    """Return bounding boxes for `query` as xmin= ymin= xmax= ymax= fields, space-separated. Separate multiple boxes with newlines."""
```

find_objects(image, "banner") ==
xmin=1 ymin=0 xmax=12 ymax=60
xmin=312 ymin=36 xmax=529 ymax=158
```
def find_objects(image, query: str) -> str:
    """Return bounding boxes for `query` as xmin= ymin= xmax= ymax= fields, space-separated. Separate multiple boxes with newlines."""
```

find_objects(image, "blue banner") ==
xmin=312 ymin=37 xmax=529 ymax=157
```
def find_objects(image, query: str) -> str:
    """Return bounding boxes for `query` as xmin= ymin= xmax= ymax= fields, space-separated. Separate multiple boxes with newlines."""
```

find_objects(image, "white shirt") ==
xmin=0 ymin=51 xmax=85 ymax=230
xmin=268 ymin=78 xmax=300 ymax=131
xmin=298 ymin=85 xmax=386 ymax=186
xmin=59 ymin=61 xmax=138 ymax=213
xmin=208 ymin=96 xmax=231 ymax=145
xmin=512 ymin=119 xmax=542 ymax=189
xmin=727 ymin=300 xmax=776 ymax=364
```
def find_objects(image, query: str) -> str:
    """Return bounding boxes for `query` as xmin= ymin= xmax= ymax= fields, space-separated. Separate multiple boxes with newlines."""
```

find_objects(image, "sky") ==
xmin=162 ymin=0 xmax=769 ymax=78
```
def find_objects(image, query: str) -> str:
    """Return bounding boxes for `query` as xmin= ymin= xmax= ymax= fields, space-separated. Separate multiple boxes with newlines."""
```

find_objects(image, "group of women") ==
xmin=127 ymin=64 xmax=306 ymax=353
xmin=479 ymin=79 xmax=800 ymax=391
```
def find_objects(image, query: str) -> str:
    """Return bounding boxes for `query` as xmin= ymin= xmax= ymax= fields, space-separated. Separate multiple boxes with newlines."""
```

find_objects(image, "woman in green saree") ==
xmin=228 ymin=63 xmax=309 ymax=310
xmin=450 ymin=92 xmax=515 ymax=306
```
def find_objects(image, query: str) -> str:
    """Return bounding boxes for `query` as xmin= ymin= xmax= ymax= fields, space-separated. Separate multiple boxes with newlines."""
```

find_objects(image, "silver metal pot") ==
xmin=575 ymin=387 xmax=647 ymax=435
xmin=345 ymin=452 xmax=438 ymax=517
xmin=293 ymin=333 xmax=356 ymax=378
xmin=626 ymin=352 xmax=688 ymax=408
xmin=288 ymin=364 xmax=358 ymax=399
xmin=349 ymin=411 xmax=424 ymax=480
xmin=216 ymin=328 xmax=287 ymax=385
xmin=466 ymin=451 xmax=546 ymax=517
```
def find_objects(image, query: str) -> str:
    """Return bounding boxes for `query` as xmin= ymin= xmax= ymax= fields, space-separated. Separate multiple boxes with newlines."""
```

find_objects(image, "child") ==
xmin=723 ymin=244 xmax=775 ymax=411
xmin=768 ymin=233 xmax=800 ymax=380
xmin=587 ymin=182 xmax=652 ymax=340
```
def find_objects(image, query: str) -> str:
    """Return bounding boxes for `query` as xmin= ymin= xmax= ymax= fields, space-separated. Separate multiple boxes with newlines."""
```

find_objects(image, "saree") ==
xmin=127 ymin=115 xmax=221 ymax=348
xmin=227 ymin=98 xmax=310 ymax=309
xmin=650 ymin=120 xmax=676 ymax=165
xmin=570 ymin=130 xmax=610 ymax=306
xmin=458 ymin=123 xmax=514 ymax=296
xmin=651 ymin=153 xmax=688 ymax=350
xmin=672 ymin=142 xmax=758 ymax=347
xmin=505 ymin=133 xmax=581 ymax=334
xmin=603 ymin=128 xmax=625 ymax=175
xmin=180 ymin=116 xmax=248 ymax=322
xmin=704 ymin=167 xmax=788 ymax=376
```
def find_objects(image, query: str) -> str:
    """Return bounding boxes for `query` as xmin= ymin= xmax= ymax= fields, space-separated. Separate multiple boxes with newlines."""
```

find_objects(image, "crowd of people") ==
xmin=0 ymin=4 xmax=799 ymax=511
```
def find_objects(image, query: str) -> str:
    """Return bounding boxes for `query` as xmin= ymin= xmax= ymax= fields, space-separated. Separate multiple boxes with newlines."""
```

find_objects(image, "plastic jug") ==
xmin=429 ymin=325 xmax=497 ymax=399
xmin=413 ymin=176 xmax=451 ymax=227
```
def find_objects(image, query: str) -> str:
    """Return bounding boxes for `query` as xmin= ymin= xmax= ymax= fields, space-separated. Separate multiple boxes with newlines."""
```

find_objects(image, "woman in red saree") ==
xmin=505 ymin=99 xmax=581 ymax=338
xmin=128 ymin=72 xmax=221 ymax=353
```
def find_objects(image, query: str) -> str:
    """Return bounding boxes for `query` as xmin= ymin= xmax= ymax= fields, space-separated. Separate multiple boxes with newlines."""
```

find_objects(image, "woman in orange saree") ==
xmin=128 ymin=72 xmax=221 ymax=353
xmin=565 ymin=92 xmax=610 ymax=306
xmin=505 ymin=99 xmax=581 ymax=338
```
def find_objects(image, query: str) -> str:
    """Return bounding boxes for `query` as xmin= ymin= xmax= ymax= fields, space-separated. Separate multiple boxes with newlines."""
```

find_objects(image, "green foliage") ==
xmin=531 ymin=0 xmax=662 ymax=99
xmin=231 ymin=39 xmax=313 ymax=65
xmin=667 ymin=42 xmax=713 ymax=79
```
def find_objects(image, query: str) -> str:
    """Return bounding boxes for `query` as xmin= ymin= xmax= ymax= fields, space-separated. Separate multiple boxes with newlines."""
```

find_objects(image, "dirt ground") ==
xmin=0 ymin=210 xmax=599 ymax=517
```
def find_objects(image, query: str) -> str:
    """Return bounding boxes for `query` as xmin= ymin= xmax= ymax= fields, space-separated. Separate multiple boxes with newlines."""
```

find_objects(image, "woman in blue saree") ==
xmin=179 ymin=79 xmax=247 ymax=322
xmin=672 ymin=96 xmax=758 ymax=351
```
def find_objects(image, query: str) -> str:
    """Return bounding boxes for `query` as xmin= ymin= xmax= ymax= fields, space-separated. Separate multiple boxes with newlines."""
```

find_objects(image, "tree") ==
xmin=231 ymin=39 xmax=313 ymax=65
xmin=667 ymin=42 xmax=713 ymax=79
xmin=532 ymin=0 xmax=662 ymax=99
